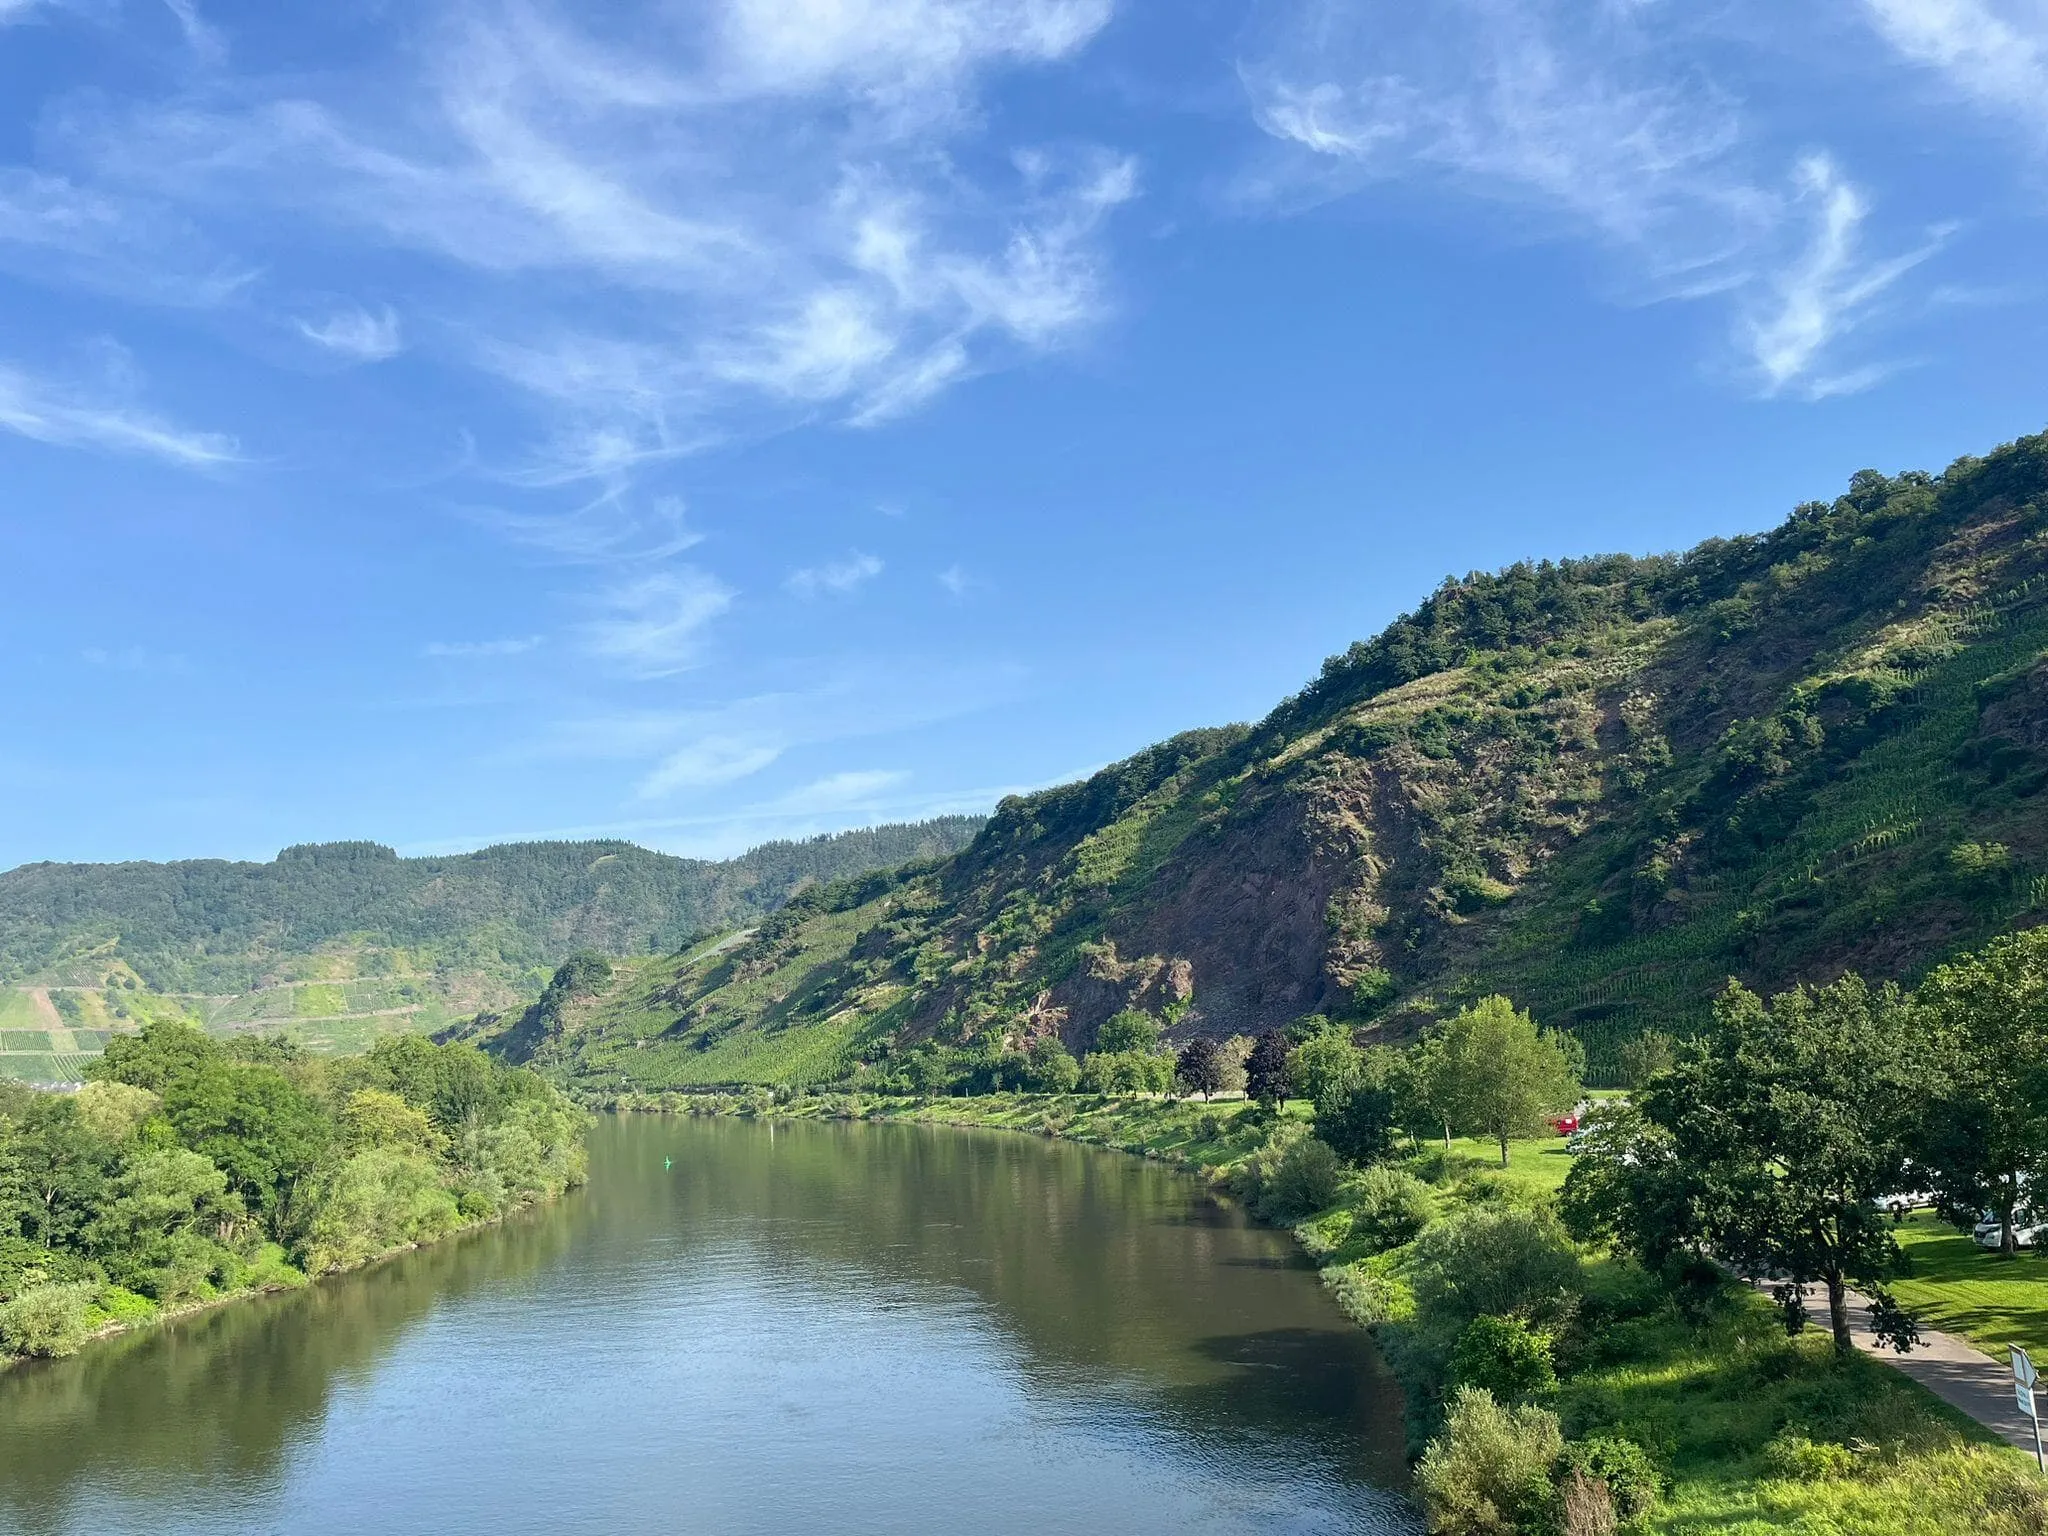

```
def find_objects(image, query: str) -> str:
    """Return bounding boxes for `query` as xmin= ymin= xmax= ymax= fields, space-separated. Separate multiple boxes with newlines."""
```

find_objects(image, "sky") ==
xmin=1 ymin=0 xmax=2045 ymax=870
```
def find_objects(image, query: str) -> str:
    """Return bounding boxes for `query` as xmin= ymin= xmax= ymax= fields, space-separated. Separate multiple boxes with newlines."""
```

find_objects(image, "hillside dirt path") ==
xmin=1776 ymin=1280 xmax=2043 ymax=1456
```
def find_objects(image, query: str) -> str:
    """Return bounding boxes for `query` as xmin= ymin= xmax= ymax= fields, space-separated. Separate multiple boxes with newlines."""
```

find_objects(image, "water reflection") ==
xmin=0 ymin=1115 xmax=1416 ymax=1535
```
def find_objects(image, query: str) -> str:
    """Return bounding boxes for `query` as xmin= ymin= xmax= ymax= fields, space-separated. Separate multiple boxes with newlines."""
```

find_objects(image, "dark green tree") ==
xmin=1175 ymin=1037 xmax=1225 ymax=1101
xmin=1245 ymin=1030 xmax=1292 ymax=1109
xmin=1318 ymin=1079 xmax=1398 ymax=1165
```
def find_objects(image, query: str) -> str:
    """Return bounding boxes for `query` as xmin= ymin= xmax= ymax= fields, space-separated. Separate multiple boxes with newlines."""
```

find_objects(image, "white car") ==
xmin=1974 ymin=1217 xmax=2047 ymax=1250
xmin=1871 ymin=1190 xmax=1935 ymax=1218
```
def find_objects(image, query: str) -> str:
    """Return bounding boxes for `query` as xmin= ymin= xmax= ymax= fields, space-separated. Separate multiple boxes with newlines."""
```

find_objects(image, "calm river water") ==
xmin=0 ymin=1115 xmax=1417 ymax=1535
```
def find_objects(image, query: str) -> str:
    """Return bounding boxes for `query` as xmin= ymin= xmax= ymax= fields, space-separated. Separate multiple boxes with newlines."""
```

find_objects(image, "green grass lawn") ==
xmin=1892 ymin=1210 xmax=2048 ymax=1359
xmin=0 ymin=988 xmax=42 ymax=1029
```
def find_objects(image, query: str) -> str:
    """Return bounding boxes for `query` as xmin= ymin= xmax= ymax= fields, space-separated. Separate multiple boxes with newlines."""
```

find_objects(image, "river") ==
xmin=0 ymin=1115 xmax=1418 ymax=1535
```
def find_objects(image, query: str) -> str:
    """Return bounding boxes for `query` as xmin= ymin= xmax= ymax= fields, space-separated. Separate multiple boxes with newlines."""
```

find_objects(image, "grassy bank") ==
xmin=629 ymin=1087 xmax=2047 ymax=1535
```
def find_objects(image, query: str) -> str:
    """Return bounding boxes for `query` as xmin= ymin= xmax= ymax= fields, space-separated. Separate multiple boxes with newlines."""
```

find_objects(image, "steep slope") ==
xmin=0 ymin=819 xmax=981 ymax=1079
xmin=475 ymin=431 xmax=2048 ymax=1088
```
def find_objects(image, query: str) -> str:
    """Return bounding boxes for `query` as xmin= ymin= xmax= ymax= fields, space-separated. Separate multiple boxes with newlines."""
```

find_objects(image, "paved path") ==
xmin=1776 ymin=1280 xmax=2043 ymax=1456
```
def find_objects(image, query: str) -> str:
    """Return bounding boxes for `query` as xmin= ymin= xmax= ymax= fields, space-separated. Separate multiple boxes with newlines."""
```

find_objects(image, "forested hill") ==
xmin=476 ymin=427 xmax=2048 ymax=1091
xmin=0 ymin=819 xmax=983 ymax=997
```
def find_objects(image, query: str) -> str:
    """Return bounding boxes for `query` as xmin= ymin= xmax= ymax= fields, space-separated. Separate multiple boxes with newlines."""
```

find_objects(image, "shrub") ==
xmin=0 ymin=1282 xmax=98 ymax=1358
xmin=1416 ymin=1386 xmax=1564 ymax=1535
xmin=1263 ymin=1137 xmax=1343 ymax=1220
xmin=1452 ymin=1314 xmax=1557 ymax=1402
xmin=1078 ymin=1049 xmax=1173 ymax=1095
xmin=1351 ymin=1166 xmax=1436 ymax=1252
xmin=1554 ymin=1435 xmax=1662 ymax=1521
xmin=1353 ymin=967 xmax=1397 ymax=1011
xmin=1409 ymin=1207 xmax=1582 ymax=1335
xmin=1552 ymin=1468 xmax=1615 ymax=1536
xmin=1761 ymin=1430 xmax=1857 ymax=1482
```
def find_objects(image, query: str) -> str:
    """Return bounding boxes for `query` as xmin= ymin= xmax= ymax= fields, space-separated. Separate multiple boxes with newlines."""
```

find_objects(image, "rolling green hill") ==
xmin=460 ymin=428 xmax=2048 ymax=1091
xmin=0 ymin=819 xmax=982 ymax=1079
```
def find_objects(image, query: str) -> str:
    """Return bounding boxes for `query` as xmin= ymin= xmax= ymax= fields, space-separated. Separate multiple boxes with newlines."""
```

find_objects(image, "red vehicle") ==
xmin=1550 ymin=1113 xmax=1580 ymax=1136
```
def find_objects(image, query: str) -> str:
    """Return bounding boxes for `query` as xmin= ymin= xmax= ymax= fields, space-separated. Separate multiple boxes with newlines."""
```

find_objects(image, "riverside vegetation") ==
xmin=606 ymin=926 xmax=2048 ymax=1535
xmin=0 ymin=1022 xmax=586 ymax=1365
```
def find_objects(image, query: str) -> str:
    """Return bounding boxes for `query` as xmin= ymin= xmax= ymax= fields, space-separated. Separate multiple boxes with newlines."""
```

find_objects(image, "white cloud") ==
xmin=464 ymin=490 xmax=703 ymax=564
xmin=162 ymin=0 xmax=225 ymax=66
xmin=937 ymin=563 xmax=971 ymax=597
xmin=578 ymin=567 xmax=735 ymax=676
xmin=0 ymin=360 xmax=240 ymax=467
xmin=786 ymin=550 xmax=883 ymax=597
xmin=297 ymin=305 xmax=404 ymax=362
xmin=0 ymin=169 xmax=255 ymax=308
xmin=50 ymin=0 xmax=1132 ymax=482
xmin=1240 ymin=0 xmax=1938 ymax=394
xmin=637 ymin=734 xmax=784 ymax=797
xmin=715 ymin=0 xmax=1110 ymax=105
xmin=1740 ymin=154 xmax=1943 ymax=397
xmin=765 ymin=768 xmax=911 ymax=811
xmin=1863 ymin=0 xmax=2048 ymax=141
xmin=422 ymin=635 xmax=542 ymax=657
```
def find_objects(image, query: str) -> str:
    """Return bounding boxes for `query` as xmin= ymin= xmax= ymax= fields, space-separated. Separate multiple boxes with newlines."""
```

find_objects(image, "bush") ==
xmin=1761 ymin=1430 xmax=1857 ymax=1482
xmin=1554 ymin=1435 xmax=1662 ymax=1521
xmin=0 ymin=1281 xmax=98 ymax=1358
xmin=1353 ymin=967 xmax=1397 ymax=1011
xmin=1263 ymin=1137 xmax=1343 ymax=1220
xmin=1416 ymin=1386 xmax=1564 ymax=1535
xmin=1452 ymin=1314 xmax=1557 ymax=1402
xmin=1409 ymin=1207 xmax=1582 ymax=1335
xmin=1351 ymin=1166 xmax=1436 ymax=1252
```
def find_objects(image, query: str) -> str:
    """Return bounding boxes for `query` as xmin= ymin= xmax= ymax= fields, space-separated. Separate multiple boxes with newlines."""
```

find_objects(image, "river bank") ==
xmin=619 ymin=1086 xmax=2048 ymax=1535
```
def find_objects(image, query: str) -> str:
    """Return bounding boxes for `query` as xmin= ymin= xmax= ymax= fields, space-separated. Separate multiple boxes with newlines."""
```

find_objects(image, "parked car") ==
xmin=1974 ymin=1217 xmax=2048 ymax=1250
xmin=1870 ymin=1190 xmax=1935 ymax=1219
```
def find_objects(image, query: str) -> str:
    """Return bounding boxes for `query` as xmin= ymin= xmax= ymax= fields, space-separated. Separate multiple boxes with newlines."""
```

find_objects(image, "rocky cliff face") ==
xmin=486 ymin=429 xmax=2048 ymax=1087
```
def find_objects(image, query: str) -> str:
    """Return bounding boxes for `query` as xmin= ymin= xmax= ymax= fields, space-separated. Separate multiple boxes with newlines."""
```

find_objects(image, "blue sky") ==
xmin=2 ymin=0 xmax=2045 ymax=869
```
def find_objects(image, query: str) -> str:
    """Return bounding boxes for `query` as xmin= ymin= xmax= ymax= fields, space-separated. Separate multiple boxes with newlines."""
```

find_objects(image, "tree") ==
xmin=1318 ymin=1079 xmax=1398 ymax=1165
xmin=1616 ymin=1031 xmax=1677 ymax=1092
xmin=164 ymin=1063 xmax=333 ymax=1226
xmin=1287 ymin=1027 xmax=1363 ymax=1117
xmin=1175 ymin=1038 xmax=1225 ymax=1101
xmin=1245 ymin=1030 xmax=1292 ymax=1109
xmin=1096 ymin=1009 xmax=1162 ymax=1055
xmin=1436 ymin=996 xmax=1579 ymax=1166
xmin=1025 ymin=1036 xmax=1080 ymax=1094
xmin=1392 ymin=1030 xmax=1459 ymax=1149
xmin=1912 ymin=929 xmax=2048 ymax=1256
xmin=1563 ymin=976 xmax=1922 ymax=1356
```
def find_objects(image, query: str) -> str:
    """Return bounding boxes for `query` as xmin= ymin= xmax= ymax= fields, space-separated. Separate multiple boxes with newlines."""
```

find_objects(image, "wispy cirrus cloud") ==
xmin=578 ymin=567 xmax=735 ymax=677
xmin=1239 ymin=0 xmax=1941 ymax=396
xmin=298 ymin=305 xmax=404 ymax=362
xmin=1862 ymin=0 xmax=2048 ymax=144
xmin=1742 ymin=153 xmax=1945 ymax=398
xmin=787 ymin=550 xmax=883 ymax=598
xmin=47 ymin=0 xmax=1132 ymax=486
xmin=0 ymin=358 xmax=240 ymax=466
